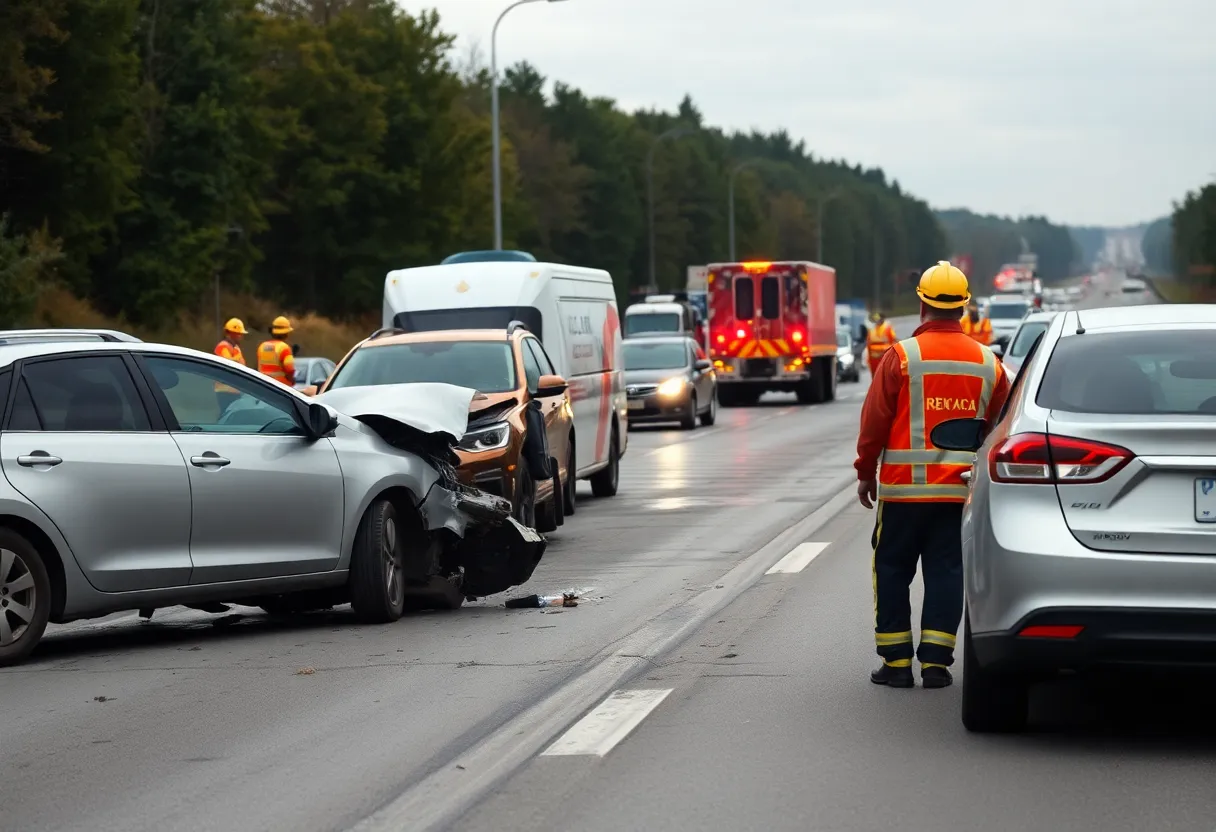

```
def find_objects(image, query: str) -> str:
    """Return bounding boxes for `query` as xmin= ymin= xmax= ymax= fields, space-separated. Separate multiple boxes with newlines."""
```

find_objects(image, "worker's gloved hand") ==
xmin=857 ymin=479 xmax=877 ymax=510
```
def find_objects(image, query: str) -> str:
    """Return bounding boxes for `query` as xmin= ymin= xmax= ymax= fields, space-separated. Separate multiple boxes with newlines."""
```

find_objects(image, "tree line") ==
xmin=1143 ymin=187 xmax=1216 ymax=296
xmin=935 ymin=209 xmax=1078 ymax=285
xmin=3 ymin=0 xmax=1082 ymax=331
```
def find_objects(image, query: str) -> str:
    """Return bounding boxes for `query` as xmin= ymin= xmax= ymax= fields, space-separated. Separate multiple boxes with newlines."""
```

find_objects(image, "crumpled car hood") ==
xmin=316 ymin=382 xmax=475 ymax=443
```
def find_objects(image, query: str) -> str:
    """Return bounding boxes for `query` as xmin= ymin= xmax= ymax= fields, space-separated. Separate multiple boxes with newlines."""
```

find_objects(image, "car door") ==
xmin=690 ymin=341 xmax=713 ymax=406
xmin=0 ymin=353 xmax=193 ymax=592
xmin=134 ymin=353 xmax=345 ymax=583
xmin=523 ymin=337 xmax=567 ymax=463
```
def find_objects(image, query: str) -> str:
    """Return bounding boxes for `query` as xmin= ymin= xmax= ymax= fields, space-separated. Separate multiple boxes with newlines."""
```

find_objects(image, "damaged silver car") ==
xmin=0 ymin=342 xmax=545 ymax=667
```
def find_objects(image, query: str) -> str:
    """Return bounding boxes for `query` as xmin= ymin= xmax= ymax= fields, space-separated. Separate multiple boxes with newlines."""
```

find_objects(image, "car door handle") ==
xmin=17 ymin=453 xmax=62 ymax=467
xmin=190 ymin=454 xmax=231 ymax=468
xmin=960 ymin=470 xmax=972 ymax=482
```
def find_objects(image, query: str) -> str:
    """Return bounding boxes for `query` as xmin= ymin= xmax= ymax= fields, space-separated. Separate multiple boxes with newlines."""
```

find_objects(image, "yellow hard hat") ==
xmin=270 ymin=315 xmax=293 ymax=335
xmin=224 ymin=317 xmax=247 ymax=335
xmin=917 ymin=261 xmax=971 ymax=309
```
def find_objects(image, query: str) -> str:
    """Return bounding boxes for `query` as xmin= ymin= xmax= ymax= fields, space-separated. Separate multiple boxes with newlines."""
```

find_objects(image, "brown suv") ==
xmin=318 ymin=324 xmax=575 ymax=532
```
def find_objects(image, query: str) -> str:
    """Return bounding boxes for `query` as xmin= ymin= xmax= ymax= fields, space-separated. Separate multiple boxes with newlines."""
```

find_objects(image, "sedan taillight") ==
xmin=988 ymin=433 xmax=1133 ymax=485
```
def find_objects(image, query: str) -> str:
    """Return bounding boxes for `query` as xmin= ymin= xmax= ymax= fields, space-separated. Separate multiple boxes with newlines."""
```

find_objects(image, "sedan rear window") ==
xmin=1036 ymin=330 xmax=1216 ymax=415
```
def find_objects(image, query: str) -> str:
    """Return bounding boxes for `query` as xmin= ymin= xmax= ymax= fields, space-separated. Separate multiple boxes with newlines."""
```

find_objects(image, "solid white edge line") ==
xmin=541 ymin=688 xmax=674 ymax=757
xmin=765 ymin=541 xmax=831 ymax=574
xmin=347 ymin=476 xmax=859 ymax=832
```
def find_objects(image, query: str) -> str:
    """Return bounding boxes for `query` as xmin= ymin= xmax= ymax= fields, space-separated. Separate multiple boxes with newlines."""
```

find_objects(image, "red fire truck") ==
xmin=706 ymin=260 xmax=838 ymax=406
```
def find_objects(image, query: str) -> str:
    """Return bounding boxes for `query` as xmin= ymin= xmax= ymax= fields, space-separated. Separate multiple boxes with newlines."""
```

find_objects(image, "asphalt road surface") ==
xmin=6 ymin=272 xmax=1201 ymax=832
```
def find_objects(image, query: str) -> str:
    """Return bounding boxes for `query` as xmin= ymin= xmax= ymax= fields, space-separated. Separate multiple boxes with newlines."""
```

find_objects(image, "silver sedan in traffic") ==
xmin=932 ymin=304 xmax=1216 ymax=733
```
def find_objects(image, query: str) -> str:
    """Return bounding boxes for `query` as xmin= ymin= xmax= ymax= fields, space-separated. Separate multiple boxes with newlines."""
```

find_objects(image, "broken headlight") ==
xmin=457 ymin=422 xmax=511 ymax=452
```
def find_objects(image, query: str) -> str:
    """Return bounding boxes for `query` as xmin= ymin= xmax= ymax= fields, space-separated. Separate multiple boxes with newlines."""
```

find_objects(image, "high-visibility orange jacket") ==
xmin=257 ymin=338 xmax=296 ymax=386
xmin=866 ymin=321 xmax=897 ymax=362
xmin=214 ymin=339 xmax=246 ymax=393
xmin=855 ymin=319 xmax=1011 ymax=502
xmin=961 ymin=315 xmax=993 ymax=346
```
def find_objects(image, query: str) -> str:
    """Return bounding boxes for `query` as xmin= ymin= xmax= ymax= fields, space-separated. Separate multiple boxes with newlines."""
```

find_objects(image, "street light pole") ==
xmin=728 ymin=160 xmax=762 ymax=262
xmin=647 ymin=125 xmax=695 ymax=288
xmin=491 ymin=0 xmax=569 ymax=251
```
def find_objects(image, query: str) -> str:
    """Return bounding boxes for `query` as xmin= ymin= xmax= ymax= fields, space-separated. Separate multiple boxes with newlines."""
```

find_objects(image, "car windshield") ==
xmin=326 ymin=341 xmax=516 ymax=393
xmin=624 ymin=342 xmax=687 ymax=371
xmin=1036 ymin=330 xmax=1216 ymax=415
xmin=1009 ymin=320 xmax=1050 ymax=357
xmin=625 ymin=313 xmax=680 ymax=335
xmin=989 ymin=302 xmax=1029 ymax=319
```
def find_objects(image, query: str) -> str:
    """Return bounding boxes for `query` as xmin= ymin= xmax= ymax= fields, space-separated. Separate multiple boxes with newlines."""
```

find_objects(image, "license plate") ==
xmin=627 ymin=399 xmax=644 ymax=410
xmin=1196 ymin=478 xmax=1216 ymax=523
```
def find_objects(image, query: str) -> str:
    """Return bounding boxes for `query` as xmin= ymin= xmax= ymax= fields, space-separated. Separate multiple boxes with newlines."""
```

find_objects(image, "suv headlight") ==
xmin=839 ymin=352 xmax=854 ymax=366
xmin=457 ymin=422 xmax=511 ymax=452
xmin=657 ymin=377 xmax=686 ymax=397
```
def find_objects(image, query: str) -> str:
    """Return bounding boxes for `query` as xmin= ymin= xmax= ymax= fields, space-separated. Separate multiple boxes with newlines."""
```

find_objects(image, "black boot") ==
xmin=870 ymin=663 xmax=914 ymax=688
xmin=921 ymin=666 xmax=953 ymax=689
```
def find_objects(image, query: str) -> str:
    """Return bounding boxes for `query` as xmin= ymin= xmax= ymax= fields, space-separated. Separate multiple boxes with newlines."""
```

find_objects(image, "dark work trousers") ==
xmin=871 ymin=499 xmax=965 ymax=669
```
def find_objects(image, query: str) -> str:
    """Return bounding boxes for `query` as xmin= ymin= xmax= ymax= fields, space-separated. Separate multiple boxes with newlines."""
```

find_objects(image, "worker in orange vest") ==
xmin=960 ymin=302 xmax=993 ymax=345
xmin=865 ymin=311 xmax=897 ymax=375
xmin=257 ymin=316 xmax=297 ymax=387
xmin=214 ymin=318 xmax=247 ymax=411
xmin=854 ymin=262 xmax=1011 ymax=690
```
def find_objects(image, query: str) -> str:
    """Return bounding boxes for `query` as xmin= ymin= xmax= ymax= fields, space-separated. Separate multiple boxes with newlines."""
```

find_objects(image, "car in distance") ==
xmin=836 ymin=329 xmax=860 ymax=383
xmin=624 ymin=336 xmax=717 ymax=430
xmin=0 ymin=341 xmax=545 ymax=666
xmin=320 ymin=324 xmax=574 ymax=531
xmin=931 ymin=304 xmax=1216 ymax=733
xmin=996 ymin=310 xmax=1055 ymax=379
xmin=292 ymin=356 xmax=336 ymax=392
xmin=985 ymin=293 xmax=1033 ymax=347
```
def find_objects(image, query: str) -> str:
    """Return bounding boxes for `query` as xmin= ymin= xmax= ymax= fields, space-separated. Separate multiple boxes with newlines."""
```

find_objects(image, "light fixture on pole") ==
xmin=646 ymin=125 xmax=696 ymax=287
xmin=728 ymin=159 xmax=763 ymax=262
xmin=491 ymin=0 xmax=569 ymax=251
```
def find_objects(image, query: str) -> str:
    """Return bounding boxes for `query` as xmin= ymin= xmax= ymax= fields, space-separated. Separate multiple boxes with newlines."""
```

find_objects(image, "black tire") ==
xmin=0 ymin=529 xmax=52 ymax=667
xmin=349 ymin=499 xmax=407 ymax=624
xmin=536 ymin=458 xmax=561 ymax=533
xmin=823 ymin=359 xmax=837 ymax=402
xmin=961 ymin=614 xmax=1030 ymax=733
xmin=563 ymin=439 xmax=576 ymax=516
xmin=589 ymin=424 xmax=620 ymax=497
xmin=700 ymin=387 xmax=717 ymax=426
xmin=513 ymin=467 xmax=536 ymax=528
xmin=680 ymin=394 xmax=698 ymax=430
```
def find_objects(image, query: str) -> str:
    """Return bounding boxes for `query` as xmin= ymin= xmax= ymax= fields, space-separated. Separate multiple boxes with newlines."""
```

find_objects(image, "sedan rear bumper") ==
xmin=626 ymin=393 xmax=693 ymax=422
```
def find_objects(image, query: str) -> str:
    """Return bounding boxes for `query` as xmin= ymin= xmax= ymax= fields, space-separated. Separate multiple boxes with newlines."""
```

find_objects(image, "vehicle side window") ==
xmin=525 ymin=338 xmax=556 ymax=376
xmin=760 ymin=276 xmax=781 ymax=320
xmin=142 ymin=355 xmax=304 ymax=436
xmin=734 ymin=277 xmax=754 ymax=320
xmin=520 ymin=341 xmax=542 ymax=392
xmin=997 ymin=334 xmax=1043 ymax=423
xmin=687 ymin=344 xmax=698 ymax=366
xmin=693 ymin=342 xmax=707 ymax=361
xmin=17 ymin=355 xmax=151 ymax=432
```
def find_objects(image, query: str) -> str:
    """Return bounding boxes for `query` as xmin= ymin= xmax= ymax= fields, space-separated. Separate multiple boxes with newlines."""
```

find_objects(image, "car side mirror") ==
xmin=694 ymin=359 xmax=712 ymax=371
xmin=307 ymin=401 xmax=338 ymax=438
xmin=989 ymin=343 xmax=1004 ymax=357
xmin=929 ymin=418 xmax=987 ymax=452
xmin=535 ymin=373 xmax=568 ymax=397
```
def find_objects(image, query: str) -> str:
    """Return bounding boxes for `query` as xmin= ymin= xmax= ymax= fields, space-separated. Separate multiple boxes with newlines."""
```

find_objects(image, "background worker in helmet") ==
xmin=257 ymin=316 xmax=297 ymax=386
xmin=960 ymin=301 xmax=993 ymax=345
xmin=854 ymin=261 xmax=1011 ymax=691
xmin=865 ymin=311 xmax=897 ymax=375
xmin=214 ymin=318 xmax=247 ymax=411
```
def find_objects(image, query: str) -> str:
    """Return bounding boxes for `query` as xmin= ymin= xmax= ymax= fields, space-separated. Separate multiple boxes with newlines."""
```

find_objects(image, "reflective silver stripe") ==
xmin=878 ymin=483 xmax=971 ymax=499
xmin=882 ymin=449 xmax=976 ymax=465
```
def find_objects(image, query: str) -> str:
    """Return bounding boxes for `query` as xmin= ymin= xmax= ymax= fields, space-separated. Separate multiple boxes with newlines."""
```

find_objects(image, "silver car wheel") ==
xmin=383 ymin=516 xmax=403 ymax=607
xmin=0 ymin=548 xmax=37 ymax=647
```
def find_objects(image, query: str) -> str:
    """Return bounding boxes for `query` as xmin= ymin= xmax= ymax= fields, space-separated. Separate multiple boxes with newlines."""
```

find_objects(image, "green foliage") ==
xmin=0 ymin=215 xmax=61 ymax=327
xmin=1172 ymin=185 xmax=1216 ymax=286
xmin=936 ymin=209 xmax=1078 ymax=286
xmin=1141 ymin=216 xmax=1172 ymax=275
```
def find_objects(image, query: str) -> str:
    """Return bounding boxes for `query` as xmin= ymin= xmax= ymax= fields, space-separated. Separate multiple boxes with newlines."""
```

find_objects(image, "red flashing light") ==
xmin=790 ymin=329 xmax=804 ymax=343
xmin=1018 ymin=625 xmax=1084 ymax=639
xmin=988 ymin=433 xmax=1133 ymax=485
xmin=736 ymin=328 xmax=746 ymax=339
xmin=742 ymin=261 xmax=772 ymax=273
xmin=716 ymin=333 xmax=726 ymax=344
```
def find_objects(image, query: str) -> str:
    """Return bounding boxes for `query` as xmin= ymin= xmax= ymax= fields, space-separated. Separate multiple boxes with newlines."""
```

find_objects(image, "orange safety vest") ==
xmin=866 ymin=322 xmax=897 ymax=360
xmin=960 ymin=315 xmax=993 ymax=346
xmin=878 ymin=331 xmax=998 ymax=503
xmin=214 ymin=340 xmax=246 ymax=393
xmin=257 ymin=339 xmax=296 ymax=386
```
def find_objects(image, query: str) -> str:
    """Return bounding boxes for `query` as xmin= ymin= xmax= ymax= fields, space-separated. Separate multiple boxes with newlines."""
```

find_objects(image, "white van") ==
xmin=624 ymin=296 xmax=697 ymax=338
xmin=383 ymin=261 xmax=627 ymax=497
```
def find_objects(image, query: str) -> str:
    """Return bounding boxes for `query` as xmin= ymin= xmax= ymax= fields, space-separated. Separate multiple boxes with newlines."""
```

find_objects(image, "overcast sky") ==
xmin=409 ymin=0 xmax=1214 ymax=227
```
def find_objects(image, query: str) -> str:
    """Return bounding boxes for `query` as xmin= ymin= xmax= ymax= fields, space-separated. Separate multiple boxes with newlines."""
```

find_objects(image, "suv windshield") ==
xmin=624 ymin=342 xmax=687 ymax=371
xmin=1009 ymin=320 xmax=1050 ymax=357
xmin=1036 ymin=330 xmax=1216 ymax=415
xmin=625 ymin=313 xmax=680 ymax=336
xmin=989 ymin=302 xmax=1030 ymax=319
xmin=327 ymin=341 xmax=517 ymax=393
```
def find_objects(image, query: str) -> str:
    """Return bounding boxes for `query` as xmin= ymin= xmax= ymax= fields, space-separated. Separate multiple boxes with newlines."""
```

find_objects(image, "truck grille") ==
xmin=627 ymin=384 xmax=658 ymax=397
xmin=740 ymin=358 xmax=777 ymax=378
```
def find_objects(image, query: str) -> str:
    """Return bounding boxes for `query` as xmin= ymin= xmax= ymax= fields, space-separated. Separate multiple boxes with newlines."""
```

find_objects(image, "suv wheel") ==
xmin=535 ymin=458 xmax=562 ymax=533
xmin=513 ymin=467 xmax=536 ymax=528
xmin=700 ymin=388 xmax=717 ymax=426
xmin=350 ymin=499 xmax=407 ymax=623
xmin=680 ymin=394 xmax=698 ymax=430
xmin=589 ymin=425 xmax=619 ymax=497
xmin=961 ymin=613 xmax=1029 ymax=733
xmin=563 ymin=440 xmax=576 ymax=516
xmin=0 ymin=530 xmax=51 ymax=667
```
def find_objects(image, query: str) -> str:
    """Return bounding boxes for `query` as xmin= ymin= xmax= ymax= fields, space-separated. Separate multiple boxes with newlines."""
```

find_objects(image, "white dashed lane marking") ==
xmin=765 ymin=541 xmax=831 ymax=574
xmin=541 ymin=689 xmax=674 ymax=758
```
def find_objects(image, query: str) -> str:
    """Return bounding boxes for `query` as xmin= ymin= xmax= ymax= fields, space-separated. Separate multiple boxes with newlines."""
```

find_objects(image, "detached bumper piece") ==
xmin=973 ymin=607 xmax=1216 ymax=673
xmin=455 ymin=492 xmax=546 ymax=598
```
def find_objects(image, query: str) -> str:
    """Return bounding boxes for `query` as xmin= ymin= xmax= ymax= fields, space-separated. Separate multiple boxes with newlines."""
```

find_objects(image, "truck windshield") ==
xmin=327 ymin=341 xmax=517 ymax=393
xmin=625 ymin=313 xmax=680 ymax=336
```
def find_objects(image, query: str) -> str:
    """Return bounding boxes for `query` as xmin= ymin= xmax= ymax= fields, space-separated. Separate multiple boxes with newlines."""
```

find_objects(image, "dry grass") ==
xmin=31 ymin=288 xmax=376 ymax=361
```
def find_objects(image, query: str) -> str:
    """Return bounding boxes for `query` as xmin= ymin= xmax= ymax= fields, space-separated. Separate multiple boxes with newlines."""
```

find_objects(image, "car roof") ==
xmin=1019 ymin=310 xmax=1056 ymax=322
xmin=358 ymin=328 xmax=517 ymax=349
xmin=1062 ymin=304 xmax=1216 ymax=333
xmin=990 ymin=293 xmax=1031 ymax=303
xmin=623 ymin=335 xmax=693 ymax=346
xmin=0 ymin=339 xmax=238 ymax=369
